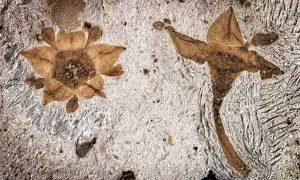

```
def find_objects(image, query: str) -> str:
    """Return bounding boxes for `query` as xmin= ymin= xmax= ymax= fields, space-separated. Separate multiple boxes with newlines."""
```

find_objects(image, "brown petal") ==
xmin=96 ymin=90 xmax=106 ymax=98
xmin=104 ymin=64 xmax=124 ymax=76
xmin=56 ymin=31 xmax=86 ymax=51
xmin=85 ymin=44 xmax=126 ymax=74
xmin=253 ymin=52 xmax=285 ymax=79
xmin=21 ymin=46 xmax=56 ymax=78
xmin=43 ymin=78 xmax=74 ymax=105
xmin=87 ymin=74 xmax=104 ymax=91
xmin=66 ymin=96 xmax=79 ymax=113
xmin=87 ymin=26 xmax=103 ymax=45
xmin=75 ymin=85 xmax=95 ymax=98
xmin=41 ymin=28 xmax=56 ymax=48
xmin=207 ymin=7 xmax=244 ymax=47
xmin=250 ymin=32 xmax=279 ymax=46
xmin=163 ymin=26 xmax=208 ymax=64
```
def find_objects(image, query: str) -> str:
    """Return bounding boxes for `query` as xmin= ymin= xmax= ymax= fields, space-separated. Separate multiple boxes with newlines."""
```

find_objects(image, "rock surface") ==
xmin=1 ymin=0 xmax=300 ymax=179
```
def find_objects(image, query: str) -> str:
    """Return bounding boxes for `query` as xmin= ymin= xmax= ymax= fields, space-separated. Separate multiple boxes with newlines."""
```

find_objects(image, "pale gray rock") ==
xmin=1 ymin=0 xmax=300 ymax=179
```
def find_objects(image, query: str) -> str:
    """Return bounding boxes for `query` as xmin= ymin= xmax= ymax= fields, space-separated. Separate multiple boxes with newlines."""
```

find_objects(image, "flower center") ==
xmin=53 ymin=50 xmax=96 ymax=88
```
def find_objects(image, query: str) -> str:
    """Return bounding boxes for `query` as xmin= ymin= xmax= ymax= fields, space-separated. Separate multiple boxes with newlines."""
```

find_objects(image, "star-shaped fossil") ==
xmin=21 ymin=26 xmax=125 ymax=113
xmin=154 ymin=7 xmax=285 ymax=175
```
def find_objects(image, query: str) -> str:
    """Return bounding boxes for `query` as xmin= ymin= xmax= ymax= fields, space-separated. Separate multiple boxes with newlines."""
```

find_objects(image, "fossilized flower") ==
xmin=45 ymin=0 xmax=86 ymax=31
xmin=21 ymin=26 xmax=125 ymax=113
xmin=154 ymin=7 xmax=284 ymax=176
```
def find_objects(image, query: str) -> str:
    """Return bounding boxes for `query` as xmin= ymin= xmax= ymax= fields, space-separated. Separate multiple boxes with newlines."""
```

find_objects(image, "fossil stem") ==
xmin=212 ymin=83 xmax=251 ymax=176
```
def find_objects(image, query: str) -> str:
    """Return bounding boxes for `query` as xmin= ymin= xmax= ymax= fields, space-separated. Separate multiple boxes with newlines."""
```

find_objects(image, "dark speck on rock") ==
xmin=193 ymin=146 xmax=198 ymax=152
xmin=119 ymin=170 xmax=136 ymax=180
xmin=163 ymin=18 xmax=171 ymax=24
xmin=20 ymin=0 xmax=32 ymax=5
xmin=201 ymin=170 xmax=218 ymax=180
xmin=237 ymin=0 xmax=246 ymax=5
xmin=286 ymin=119 xmax=292 ymax=125
xmin=84 ymin=22 xmax=92 ymax=30
xmin=75 ymin=137 xmax=97 ymax=158
xmin=143 ymin=69 xmax=150 ymax=75
xmin=4 ymin=44 xmax=17 ymax=63
xmin=245 ymin=1 xmax=251 ymax=7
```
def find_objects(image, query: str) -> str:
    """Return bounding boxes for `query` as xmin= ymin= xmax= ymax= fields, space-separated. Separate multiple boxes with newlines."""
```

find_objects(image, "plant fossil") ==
xmin=44 ymin=0 xmax=86 ymax=31
xmin=154 ymin=7 xmax=285 ymax=176
xmin=21 ymin=26 xmax=125 ymax=113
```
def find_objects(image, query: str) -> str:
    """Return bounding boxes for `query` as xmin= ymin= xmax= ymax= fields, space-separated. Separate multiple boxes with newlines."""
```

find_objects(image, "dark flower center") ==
xmin=53 ymin=50 xmax=96 ymax=88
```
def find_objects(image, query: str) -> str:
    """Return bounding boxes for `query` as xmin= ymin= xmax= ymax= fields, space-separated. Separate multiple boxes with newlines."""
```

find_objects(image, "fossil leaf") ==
xmin=250 ymin=32 xmax=279 ymax=46
xmin=207 ymin=7 xmax=244 ymax=47
xmin=75 ymin=138 xmax=97 ymax=158
xmin=66 ymin=96 xmax=79 ymax=113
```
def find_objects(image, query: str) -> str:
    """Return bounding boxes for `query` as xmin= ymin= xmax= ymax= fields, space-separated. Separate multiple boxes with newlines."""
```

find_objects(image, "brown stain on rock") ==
xmin=154 ymin=7 xmax=284 ymax=176
xmin=166 ymin=134 xmax=174 ymax=145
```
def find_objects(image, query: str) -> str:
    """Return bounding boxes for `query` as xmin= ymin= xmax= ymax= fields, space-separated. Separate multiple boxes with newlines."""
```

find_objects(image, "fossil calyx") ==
xmin=21 ymin=26 xmax=125 ymax=112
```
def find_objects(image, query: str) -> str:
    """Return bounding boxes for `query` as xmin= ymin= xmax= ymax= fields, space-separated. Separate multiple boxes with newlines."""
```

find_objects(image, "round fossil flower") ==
xmin=21 ymin=26 xmax=126 ymax=112
xmin=45 ymin=0 xmax=86 ymax=31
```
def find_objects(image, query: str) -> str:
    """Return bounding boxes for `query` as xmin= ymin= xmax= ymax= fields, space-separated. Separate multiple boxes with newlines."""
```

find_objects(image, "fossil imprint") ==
xmin=154 ymin=7 xmax=285 ymax=175
xmin=21 ymin=27 xmax=126 ymax=113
